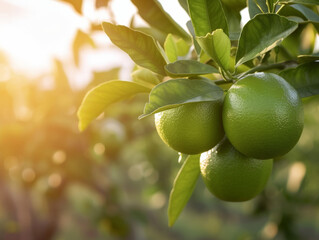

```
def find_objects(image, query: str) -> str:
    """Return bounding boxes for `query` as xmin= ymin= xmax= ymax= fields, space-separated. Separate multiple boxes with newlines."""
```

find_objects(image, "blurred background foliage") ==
xmin=0 ymin=0 xmax=319 ymax=240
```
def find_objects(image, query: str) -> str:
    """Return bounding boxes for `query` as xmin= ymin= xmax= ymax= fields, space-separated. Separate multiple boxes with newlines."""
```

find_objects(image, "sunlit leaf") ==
xmin=78 ymin=80 xmax=150 ymax=131
xmin=165 ymin=60 xmax=218 ymax=77
xmin=87 ymin=67 xmax=121 ymax=89
xmin=73 ymin=30 xmax=96 ymax=66
xmin=102 ymin=22 xmax=167 ymax=75
xmin=279 ymin=62 xmax=319 ymax=98
xmin=131 ymin=0 xmax=190 ymax=40
xmin=60 ymin=0 xmax=83 ymax=14
xmin=95 ymin=0 xmax=111 ymax=8
xmin=196 ymin=29 xmax=232 ymax=72
xmin=131 ymin=68 xmax=162 ymax=88
xmin=139 ymin=77 xmax=224 ymax=119
xmin=188 ymin=0 xmax=228 ymax=36
xmin=54 ymin=59 xmax=71 ymax=91
xmin=168 ymin=154 xmax=200 ymax=227
xmin=164 ymin=34 xmax=190 ymax=63
xmin=236 ymin=14 xmax=298 ymax=66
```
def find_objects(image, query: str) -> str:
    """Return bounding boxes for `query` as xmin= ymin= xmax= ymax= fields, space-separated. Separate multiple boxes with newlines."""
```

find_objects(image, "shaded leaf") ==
xmin=196 ymin=29 xmax=232 ymax=72
xmin=298 ymin=53 xmax=319 ymax=63
xmin=102 ymin=22 xmax=167 ymax=75
xmin=279 ymin=0 xmax=319 ymax=5
xmin=131 ymin=0 xmax=190 ymax=40
xmin=248 ymin=0 xmax=268 ymax=19
xmin=78 ymin=81 xmax=150 ymax=131
xmin=168 ymin=154 xmax=200 ymax=227
xmin=188 ymin=0 xmax=228 ymax=36
xmin=186 ymin=21 xmax=201 ymax=55
xmin=236 ymin=14 xmax=298 ymax=66
xmin=165 ymin=60 xmax=218 ymax=77
xmin=139 ymin=77 xmax=223 ymax=119
xmin=178 ymin=0 xmax=189 ymax=14
xmin=290 ymin=4 xmax=319 ymax=32
xmin=279 ymin=62 xmax=319 ymax=98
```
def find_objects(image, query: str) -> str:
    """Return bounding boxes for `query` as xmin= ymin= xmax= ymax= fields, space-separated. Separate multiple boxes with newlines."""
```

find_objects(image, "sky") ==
xmin=0 ymin=0 xmax=190 ymax=88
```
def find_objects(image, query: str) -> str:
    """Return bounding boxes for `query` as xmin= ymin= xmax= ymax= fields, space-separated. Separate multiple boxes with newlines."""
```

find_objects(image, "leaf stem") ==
xmin=236 ymin=61 xmax=298 ymax=78
xmin=276 ymin=4 xmax=285 ymax=14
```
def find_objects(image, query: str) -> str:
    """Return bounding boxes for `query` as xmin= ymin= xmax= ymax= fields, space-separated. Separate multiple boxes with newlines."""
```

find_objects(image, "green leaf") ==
xmin=165 ymin=60 xmax=218 ymax=77
xmin=78 ymin=80 xmax=150 ymax=131
xmin=139 ymin=77 xmax=224 ymax=119
xmin=102 ymin=22 xmax=167 ymax=75
xmin=223 ymin=5 xmax=242 ymax=37
xmin=131 ymin=0 xmax=190 ymax=40
xmin=187 ymin=0 xmax=228 ymax=36
xmin=178 ymin=0 xmax=189 ymax=14
xmin=164 ymin=34 xmax=190 ymax=63
xmin=290 ymin=4 xmax=319 ymax=32
xmin=279 ymin=62 xmax=319 ymax=98
xmin=298 ymin=53 xmax=319 ymax=63
xmin=236 ymin=14 xmax=298 ymax=66
xmin=279 ymin=0 xmax=319 ymax=5
xmin=248 ymin=0 xmax=268 ymax=19
xmin=196 ymin=29 xmax=232 ymax=72
xmin=168 ymin=154 xmax=200 ymax=227
xmin=186 ymin=21 xmax=201 ymax=55
xmin=131 ymin=68 xmax=162 ymax=88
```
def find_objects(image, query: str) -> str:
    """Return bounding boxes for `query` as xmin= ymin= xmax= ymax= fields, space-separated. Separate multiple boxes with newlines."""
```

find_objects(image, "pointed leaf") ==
xmin=168 ymin=154 xmax=200 ymax=227
xmin=236 ymin=14 xmax=298 ymax=66
xmin=78 ymin=80 xmax=150 ymax=131
xmin=131 ymin=0 xmax=190 ymax=40
xmin=279 ymin=62 xmax=319 ymax=98
xmin=196 ymin=29 xmax=232 ymax=72
xmin=139 ymin=77 xmax=223 ymax=119
xmin=165 ymin=60 xmax=218 ymax=77
xmin=102 ymin=22 xmax=167 ymax=75
xmin=188 ymin=0 xmax=229 ymax=37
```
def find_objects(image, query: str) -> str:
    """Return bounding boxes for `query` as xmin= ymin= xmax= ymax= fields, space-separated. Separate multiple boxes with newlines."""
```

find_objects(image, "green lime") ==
xmin=200 ymin=138 xmax=273 ymax=202
xmin=155 ymin=101 xmax=224 ymax=155
xmin=222 ymin=72 xmax=304 ymax=159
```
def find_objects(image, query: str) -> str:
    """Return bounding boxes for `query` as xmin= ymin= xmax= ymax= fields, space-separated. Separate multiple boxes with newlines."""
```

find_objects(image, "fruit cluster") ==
xmin=155 ymin=72 xmax=304 ymax=202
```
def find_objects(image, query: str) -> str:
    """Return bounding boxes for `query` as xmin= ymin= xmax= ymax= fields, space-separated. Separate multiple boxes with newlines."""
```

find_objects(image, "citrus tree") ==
xmin=77 ymin=0 xmax=319 ymax=227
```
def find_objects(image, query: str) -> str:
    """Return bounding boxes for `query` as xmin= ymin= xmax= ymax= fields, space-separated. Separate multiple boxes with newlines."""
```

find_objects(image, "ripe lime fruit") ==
xmin=200 ymin=138 xmax=273 ymax=202
xmin=155 ymin=101 xmax=224 ymax=155
xmin=221 ymin=0 xmax=246 ymax=10
xmin=223 ymin=72 xmax=304 ymax=159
